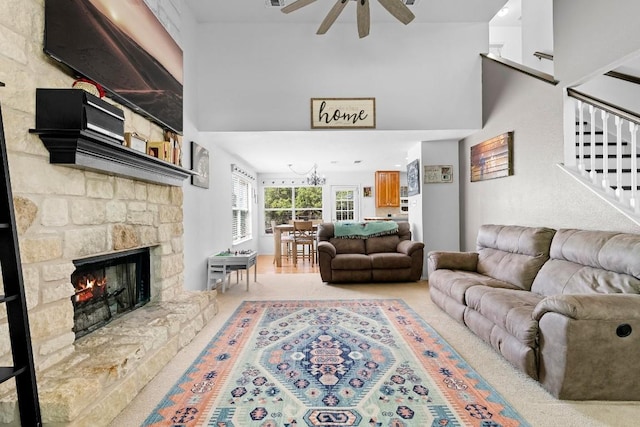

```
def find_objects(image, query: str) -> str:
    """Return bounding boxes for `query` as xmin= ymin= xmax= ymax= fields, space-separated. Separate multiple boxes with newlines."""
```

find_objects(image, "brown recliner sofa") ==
xmin=317 ymin=222 xmax=424 ymax=283
xmin=428 ymin=224 xmax=640 ymax=400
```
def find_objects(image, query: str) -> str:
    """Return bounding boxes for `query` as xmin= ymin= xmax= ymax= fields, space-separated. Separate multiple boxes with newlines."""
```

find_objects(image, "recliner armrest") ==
xmin=533 ymin=294 xmax=640 ymax=321
xmin=317 ymin=241 xmax=336 ymax=258
xmin=427 ymin=251 xmax=478 ymax=276
xmin=397 ymin=240 xmax=424 ymax=256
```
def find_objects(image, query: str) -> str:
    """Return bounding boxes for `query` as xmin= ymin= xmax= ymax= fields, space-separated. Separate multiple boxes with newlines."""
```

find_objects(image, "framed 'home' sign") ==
xmin=311 ymin=98 xmax=376 ymax=129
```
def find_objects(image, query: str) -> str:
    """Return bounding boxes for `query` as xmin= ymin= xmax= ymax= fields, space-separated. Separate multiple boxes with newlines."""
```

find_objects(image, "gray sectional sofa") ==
xmin=428 ymin=224 xmax=640 ymax=400
xmin=317 ymin=222 xmax=424 ymax=283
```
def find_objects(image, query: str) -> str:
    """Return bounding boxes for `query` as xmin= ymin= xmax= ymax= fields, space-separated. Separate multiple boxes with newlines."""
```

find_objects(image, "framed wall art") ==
xmin=44 ymin=0 xmax=183 ymax=133
xmin=407 ymin=159 xmax=420 ymax=196
xmin=191 ymin=141 xmax=210 ymax=188
xmin=471 ymin=132 xmax=513 ymax=182
xmin=424 ymin=165 xmax=453 ymax=184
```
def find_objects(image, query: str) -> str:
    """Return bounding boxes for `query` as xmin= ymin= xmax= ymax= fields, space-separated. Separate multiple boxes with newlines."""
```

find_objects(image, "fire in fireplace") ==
xmin=71 ymin=248 xmax=150 ymax=338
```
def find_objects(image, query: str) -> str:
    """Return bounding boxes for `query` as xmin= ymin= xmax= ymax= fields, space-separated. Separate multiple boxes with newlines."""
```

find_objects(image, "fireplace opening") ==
xmin=71 ymin=247 xmax=150 ymax=339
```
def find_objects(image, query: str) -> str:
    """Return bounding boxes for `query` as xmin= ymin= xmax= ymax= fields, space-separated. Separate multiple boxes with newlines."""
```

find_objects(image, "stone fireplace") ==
xmin=0 ymin=173 xmax=218 ymax=425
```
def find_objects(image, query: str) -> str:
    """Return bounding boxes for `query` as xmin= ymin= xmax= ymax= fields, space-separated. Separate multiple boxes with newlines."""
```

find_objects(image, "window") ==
xmin=333 ymin=187 xmax=357 ymax=221
xmin=232 ymin=173 xmax=252 ymax=243
xmin=264 ymin=186 xmax=323 ymax=233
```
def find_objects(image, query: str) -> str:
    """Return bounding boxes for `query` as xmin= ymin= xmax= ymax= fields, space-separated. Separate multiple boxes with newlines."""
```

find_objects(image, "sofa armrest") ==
xmin=427 ymin=251 xmax=478 ymax=276
xmin=397 ymin=240 xmax=424 ymax=256
xmin=317 ymin=241 xmax=336 ymax=258
xmin=533 ymin=294 xmax=640 ymax=321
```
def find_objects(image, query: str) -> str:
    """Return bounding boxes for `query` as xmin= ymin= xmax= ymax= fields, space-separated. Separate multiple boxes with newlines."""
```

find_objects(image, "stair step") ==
xmin=575 ymin=141 xmax=628 ymax=146
xmin=586 ymin=168 xmax=640 ymax=174
xmin=580 ymin=154 xmax=640 ymax=159
xmin=575 ymin=130 xmax=605 ymax=135
xmin=611 ymin=185 xmax=640 ymax=191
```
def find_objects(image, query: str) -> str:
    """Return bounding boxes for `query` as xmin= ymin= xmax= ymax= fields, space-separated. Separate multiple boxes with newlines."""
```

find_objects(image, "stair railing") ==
xmin=567 ymin=88 xmax=640 ymax=213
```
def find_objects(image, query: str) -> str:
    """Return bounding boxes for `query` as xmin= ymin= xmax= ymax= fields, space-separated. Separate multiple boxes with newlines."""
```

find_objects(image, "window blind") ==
xmin=232 ymin=172 xmax=251 ymax=243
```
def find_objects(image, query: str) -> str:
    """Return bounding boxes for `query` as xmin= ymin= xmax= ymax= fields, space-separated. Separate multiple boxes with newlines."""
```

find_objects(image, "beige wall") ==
xmin=459 ymin=58 xmax=640 ymax=250
xmin=0 ymin=0 xmax=185 ymax=373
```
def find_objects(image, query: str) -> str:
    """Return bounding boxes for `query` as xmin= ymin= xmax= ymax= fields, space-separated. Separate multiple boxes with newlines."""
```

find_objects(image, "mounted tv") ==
xmin=44 ymin=0 xmax=183 ymax=133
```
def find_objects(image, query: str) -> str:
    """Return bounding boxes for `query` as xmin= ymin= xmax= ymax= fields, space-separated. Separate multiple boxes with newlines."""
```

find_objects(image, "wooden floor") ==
xmin=256 ymin=255 xmax=319 ymax=274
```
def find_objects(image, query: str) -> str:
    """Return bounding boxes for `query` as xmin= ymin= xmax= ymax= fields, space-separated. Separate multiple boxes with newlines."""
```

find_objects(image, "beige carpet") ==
xmin=111 ymin=273 xmax=640 ymax=427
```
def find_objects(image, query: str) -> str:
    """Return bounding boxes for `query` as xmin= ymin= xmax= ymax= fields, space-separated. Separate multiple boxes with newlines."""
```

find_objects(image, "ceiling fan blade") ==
xmin=377 ymin=0 xmax=415 ymax=25
xmin=357 ymin=0 xmax=370 ymax=38
xmin=281 ymin=0 xmax=317 ymax=14
xmin=317 ymin=0 xmax=350 ymax=35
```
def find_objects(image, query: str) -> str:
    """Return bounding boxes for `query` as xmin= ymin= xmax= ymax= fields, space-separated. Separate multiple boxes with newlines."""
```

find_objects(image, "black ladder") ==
xmin=0 ymin=93 xmax=42 ymax=424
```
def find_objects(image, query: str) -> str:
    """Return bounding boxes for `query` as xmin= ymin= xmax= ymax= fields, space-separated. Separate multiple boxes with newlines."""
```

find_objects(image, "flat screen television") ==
xmin=44 ymin=0 xmax=183 ymax=133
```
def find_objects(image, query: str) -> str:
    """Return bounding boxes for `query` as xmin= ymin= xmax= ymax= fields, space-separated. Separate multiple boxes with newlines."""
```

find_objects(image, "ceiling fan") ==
xmin=281 ymin=0 xmax=415 ymax=38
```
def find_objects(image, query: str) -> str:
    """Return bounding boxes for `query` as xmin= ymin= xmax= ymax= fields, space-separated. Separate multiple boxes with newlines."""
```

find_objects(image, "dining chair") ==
xmin=271 ymin=220 xmax=294 ymax=265
xmin=292 ymin=220 xmax=315 ymax=265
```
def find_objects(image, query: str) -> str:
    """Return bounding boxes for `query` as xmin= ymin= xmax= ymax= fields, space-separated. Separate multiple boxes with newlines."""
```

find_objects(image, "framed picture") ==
xmin=407 ymin=159 xmax=420 ymax=196
xmin=311 ymin=98 xmax=376 ymax=129
xmin=363 ymin=186 xmax=372 ymax=197
xmin=191 ymin=141 xmax=210 ymax=188
xmin=471 ymin=132 xmax=514 ymax=182
xmin=424 ymin=165 xmax=453 ymax=184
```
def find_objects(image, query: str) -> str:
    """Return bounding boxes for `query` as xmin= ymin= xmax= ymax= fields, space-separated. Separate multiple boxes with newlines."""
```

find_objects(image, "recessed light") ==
xmin=497 ymin=7 xmax=509 ymax=17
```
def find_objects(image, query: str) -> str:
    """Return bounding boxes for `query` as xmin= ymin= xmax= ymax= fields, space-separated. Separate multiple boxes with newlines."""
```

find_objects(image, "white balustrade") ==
xmin=631 ymin=122 xmax=639 ymax=212
xmin=615 ymin=116 xmax=623 ymax=200
xmin=577 ymin=100 xmax=585 ymax=173
xmin=601 ymin=110 xmax=610 ymax=190
xmin=571 ymin=93 xmax=640 ymax=214
xmin=589 ymin=105 xmax=597 ymax=183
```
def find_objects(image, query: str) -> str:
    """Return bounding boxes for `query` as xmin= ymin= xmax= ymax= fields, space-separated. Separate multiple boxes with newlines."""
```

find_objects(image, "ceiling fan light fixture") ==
xmin=283 ymin=0 xmax=415 ymax=38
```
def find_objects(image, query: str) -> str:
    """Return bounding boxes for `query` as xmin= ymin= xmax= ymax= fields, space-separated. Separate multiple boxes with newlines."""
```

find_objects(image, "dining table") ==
xmin=273 ymin=223 xmax=319 ymax=267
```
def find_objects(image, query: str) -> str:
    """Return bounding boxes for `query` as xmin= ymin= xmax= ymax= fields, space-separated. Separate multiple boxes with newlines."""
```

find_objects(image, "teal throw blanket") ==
xmin=334 ymin=221 xmax=398 ymax=239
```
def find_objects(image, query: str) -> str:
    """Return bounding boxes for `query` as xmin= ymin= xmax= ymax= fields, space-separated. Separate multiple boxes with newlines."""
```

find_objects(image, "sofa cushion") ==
xmin=464 ymin=308 xmax=539 ymax=379
xmin=429 ymin=270 xmax=521 ymax=305
xmin=476 ymin=224 xmax=556 ymax=291
xmin=331 ymin=254 xmax=371 ymax=270
xmin=366 ymin=235 xmax=400 ymax=254
xmin=531 ymin=229 xmax=640 ymax=296
xmin=329 ymin=238 xmax=366 ymax=254
xmin=370 ymin=252 xmax=411 ymax=269
xmin=465 ymin=286 xmax=543 ymax=346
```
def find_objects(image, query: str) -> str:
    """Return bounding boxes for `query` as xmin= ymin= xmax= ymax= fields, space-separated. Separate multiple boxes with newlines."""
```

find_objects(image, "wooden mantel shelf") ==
xmin=30 ymin=128 xmax=194 ymax=186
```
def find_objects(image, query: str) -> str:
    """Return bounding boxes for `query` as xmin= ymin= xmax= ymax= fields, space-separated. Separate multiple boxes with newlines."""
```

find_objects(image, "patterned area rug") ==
xmin=144 ymin=299 xmax=529 ymax=426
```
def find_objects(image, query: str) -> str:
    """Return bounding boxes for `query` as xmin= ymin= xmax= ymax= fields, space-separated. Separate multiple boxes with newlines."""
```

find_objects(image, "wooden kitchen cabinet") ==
xmin=375 ymin=171 xmax=400 ymax=207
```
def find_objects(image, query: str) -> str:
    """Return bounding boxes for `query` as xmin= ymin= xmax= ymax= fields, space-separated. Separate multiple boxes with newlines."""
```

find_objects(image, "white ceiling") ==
xmin=189 ymin=0 xmax=508 ymax=24
xmin=185 ymin=0 xmax=509 ymax=174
